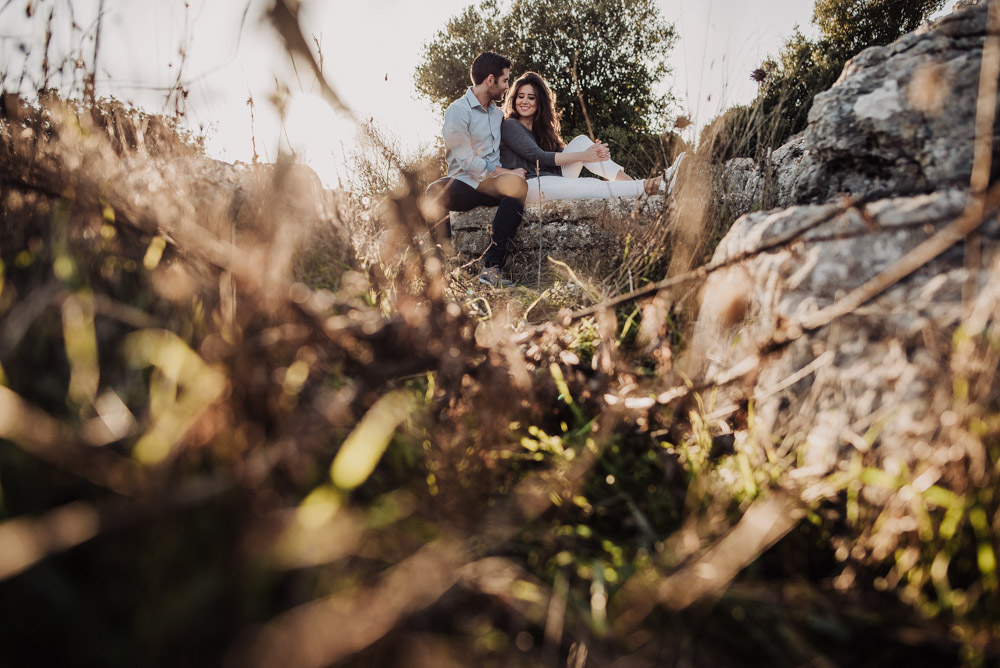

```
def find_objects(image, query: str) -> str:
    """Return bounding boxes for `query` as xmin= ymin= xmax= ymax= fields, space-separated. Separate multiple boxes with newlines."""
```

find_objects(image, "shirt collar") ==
xmin=464 ymin=87 xmax=493 ymax=112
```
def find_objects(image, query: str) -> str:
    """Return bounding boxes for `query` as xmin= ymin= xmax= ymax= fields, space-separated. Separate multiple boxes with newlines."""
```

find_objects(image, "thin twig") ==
xmin=571 ymin=50 xmax=594 ymax=141
xmin=556 ymin=198 xmax=866 ymax=325
xmin=965 ymin=0 xmax=1000 ymax=302
xmin=548 ymin=257 xmax=603 ymax=303
xmin=970 ymin=0 xmax=1000 ymax=205
xmin=789 ymin=181 xmax=1000 ymax=338
xmin=85 ymin=0 xmax=105 ymax=104
xmin=537 ymin=159 xmax=543 ymax=289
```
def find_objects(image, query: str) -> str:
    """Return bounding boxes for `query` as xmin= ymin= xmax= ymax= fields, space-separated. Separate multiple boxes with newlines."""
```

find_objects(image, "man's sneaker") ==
xmin=478 ymin=266 xmax=515 ymax=288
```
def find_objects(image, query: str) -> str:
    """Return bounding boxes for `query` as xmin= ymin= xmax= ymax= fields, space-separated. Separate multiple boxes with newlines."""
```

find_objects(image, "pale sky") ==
xmin=0 ymin=0 xmax=959 ymax=187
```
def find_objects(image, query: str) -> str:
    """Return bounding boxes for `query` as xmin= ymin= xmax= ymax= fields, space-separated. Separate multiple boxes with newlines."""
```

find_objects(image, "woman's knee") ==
xmin=565 ymin=135 xmax=593 ymax=152
xmin=480 ymin=174 xmax=526 ymax=201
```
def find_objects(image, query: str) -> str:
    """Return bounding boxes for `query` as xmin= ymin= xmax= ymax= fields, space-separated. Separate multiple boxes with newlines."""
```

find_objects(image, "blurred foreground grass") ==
xmin=1 ymin=68 xmax=999 ymax=668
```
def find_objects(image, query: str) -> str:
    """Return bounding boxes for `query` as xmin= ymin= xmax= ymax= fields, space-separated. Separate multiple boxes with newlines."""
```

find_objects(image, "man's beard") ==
xmin=489 ymin=84 xmax=504 ymax=102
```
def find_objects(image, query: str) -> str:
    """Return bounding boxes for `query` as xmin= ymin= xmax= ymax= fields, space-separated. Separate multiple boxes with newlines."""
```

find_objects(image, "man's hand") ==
xmin=492 ymin=166 xmax=527 ymax=179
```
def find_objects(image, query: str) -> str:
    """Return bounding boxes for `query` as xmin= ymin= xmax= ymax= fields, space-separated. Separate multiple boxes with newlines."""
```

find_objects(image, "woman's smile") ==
xmin=515 ymin=86 xmax=538 ymax=118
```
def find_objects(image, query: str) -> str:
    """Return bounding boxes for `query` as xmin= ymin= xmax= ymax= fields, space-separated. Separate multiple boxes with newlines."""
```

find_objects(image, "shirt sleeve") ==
xmin=443 ymin=105 xmax=491 ymax=180
xmin=501 ymin=119 xmax=558 ymax=168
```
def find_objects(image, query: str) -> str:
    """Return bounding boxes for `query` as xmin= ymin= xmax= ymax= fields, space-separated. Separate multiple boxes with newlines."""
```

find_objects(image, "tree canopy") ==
xmin=813 ymin=0 xmax=947 ymax=57
xmin=415 ymin=0 xmax=676 ymax=146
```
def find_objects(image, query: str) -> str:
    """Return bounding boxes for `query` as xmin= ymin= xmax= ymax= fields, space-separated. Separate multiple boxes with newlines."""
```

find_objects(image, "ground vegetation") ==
xmin=0 ymin=1 xmax=998 ymax=667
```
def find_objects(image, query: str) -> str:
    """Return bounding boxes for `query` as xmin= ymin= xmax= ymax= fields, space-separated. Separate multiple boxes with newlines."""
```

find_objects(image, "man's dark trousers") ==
xmin=427 ymin=177 xmax=523 ymax=269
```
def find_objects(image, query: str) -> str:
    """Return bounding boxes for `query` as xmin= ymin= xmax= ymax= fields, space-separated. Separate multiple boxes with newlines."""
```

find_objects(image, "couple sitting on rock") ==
xmin=426 ymin=51 xmax=686 ymax=287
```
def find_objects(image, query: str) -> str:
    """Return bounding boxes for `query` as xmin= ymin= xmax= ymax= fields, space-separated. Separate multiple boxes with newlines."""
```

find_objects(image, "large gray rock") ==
xmin=717 ymin=134 xmax=820 ymax=217
xmin=720 ymin=2 xmax=995 ymax=219
xmin=451 ymin=195 xmax=666 ymax=283
xmin=690 ymin=189 xmax=998 ymax=470
xmin=806 ymin=3 xmax=991 ymax=190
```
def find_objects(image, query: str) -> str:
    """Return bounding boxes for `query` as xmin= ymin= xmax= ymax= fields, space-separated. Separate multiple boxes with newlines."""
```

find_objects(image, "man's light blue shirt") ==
xmin=443 ymin=87 xmax=503 ymax=188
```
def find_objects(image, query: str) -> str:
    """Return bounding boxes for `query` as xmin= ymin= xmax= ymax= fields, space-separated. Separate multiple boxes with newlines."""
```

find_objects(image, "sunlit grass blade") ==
xmin=330 ymin=389 xmax=416 ymax=491
xmin=124 ymin=329 xmax=228 ymax=465
xmin=62 ymin=290 xmax=99 ymax=405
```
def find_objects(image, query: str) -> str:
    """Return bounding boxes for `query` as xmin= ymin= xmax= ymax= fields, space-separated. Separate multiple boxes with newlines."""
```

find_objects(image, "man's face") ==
xmin=488 ymin=68 xmax=510 ymax=102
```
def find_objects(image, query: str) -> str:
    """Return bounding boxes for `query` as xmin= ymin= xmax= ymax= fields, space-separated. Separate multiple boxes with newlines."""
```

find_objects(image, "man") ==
xmin=425 ymin=52 xmax=528 ymax=287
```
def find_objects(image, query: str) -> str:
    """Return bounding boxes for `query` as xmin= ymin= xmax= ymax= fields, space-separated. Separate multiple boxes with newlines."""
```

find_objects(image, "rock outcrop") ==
xmin=719 ymin=3 xmax=998 ymax=220
xmin=692 ymin=190 xmax=998 ymax=468
xmin=451 ymin=195 xmax=666 ymax=284
xmin=692 ymin=2 xmax=998 ymax=471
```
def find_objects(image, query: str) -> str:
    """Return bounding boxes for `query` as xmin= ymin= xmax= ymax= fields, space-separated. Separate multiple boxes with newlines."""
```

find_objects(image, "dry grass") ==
xmin=1 ymin=3 xmax=999 ymax=667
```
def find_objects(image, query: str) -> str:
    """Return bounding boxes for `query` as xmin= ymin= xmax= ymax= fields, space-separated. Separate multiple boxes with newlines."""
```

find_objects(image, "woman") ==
xmin=499 ymin=71 xmax=684 ymax=206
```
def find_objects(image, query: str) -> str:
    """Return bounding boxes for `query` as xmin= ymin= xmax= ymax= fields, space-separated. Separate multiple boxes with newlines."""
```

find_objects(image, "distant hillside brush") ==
xmin=707 ymin=0 xmax=946 ymax=162
xmin=343 ymin=119 xmax=445 ymax=206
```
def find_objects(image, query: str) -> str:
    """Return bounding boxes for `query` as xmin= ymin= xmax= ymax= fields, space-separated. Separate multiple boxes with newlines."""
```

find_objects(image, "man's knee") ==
xmin=497 ymin=175 xmax=528 ymax=202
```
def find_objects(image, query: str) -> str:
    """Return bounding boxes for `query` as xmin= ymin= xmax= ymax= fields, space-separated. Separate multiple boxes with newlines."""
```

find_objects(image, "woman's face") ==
xmin=515 ymin=84 xmax=538 ymax=119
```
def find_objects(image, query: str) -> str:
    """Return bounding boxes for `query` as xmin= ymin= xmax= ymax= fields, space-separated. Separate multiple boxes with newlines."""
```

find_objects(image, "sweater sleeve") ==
xmin=501 ymin=119 xmax=558 ymax=168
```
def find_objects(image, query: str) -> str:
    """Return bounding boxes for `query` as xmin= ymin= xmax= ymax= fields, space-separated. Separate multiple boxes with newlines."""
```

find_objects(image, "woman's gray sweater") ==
xmin=499 ymin=118 xmax=562 ymax=178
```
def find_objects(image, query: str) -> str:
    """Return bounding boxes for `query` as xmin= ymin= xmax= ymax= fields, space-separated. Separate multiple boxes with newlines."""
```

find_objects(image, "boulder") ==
xmin=720 ymin=2 xmax=996 ymax=220
xmin=451 ymin=195 xmax=666 ymax=284
xmin=717 ymin=134 xmax=819 ymax=217
xmin=690 ymin=189 xmax=1000 ymax=470
xmin=691 ymin=2 xmax=1000 ymax=471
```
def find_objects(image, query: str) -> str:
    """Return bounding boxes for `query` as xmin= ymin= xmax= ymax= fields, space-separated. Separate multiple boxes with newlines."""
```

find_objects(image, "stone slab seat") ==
xmin=450 ymin=194 xmax=666 ymax=282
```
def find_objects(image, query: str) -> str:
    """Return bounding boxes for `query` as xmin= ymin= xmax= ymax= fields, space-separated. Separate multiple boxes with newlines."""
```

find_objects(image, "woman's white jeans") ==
xmin=524 ymin=135 xmax=646 ymax=205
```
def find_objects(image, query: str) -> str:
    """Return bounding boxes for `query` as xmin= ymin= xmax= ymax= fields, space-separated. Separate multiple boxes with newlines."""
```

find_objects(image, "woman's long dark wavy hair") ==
xmin=502 ymin=71 xmax=565 ymax=151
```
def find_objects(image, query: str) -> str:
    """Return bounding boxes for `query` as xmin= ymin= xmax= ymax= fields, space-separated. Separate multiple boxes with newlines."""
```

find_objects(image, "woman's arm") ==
xmin=501 ymin=119 xmax=558 ymax=168
xmin=502 ymin=120 xmax=613 ymax=169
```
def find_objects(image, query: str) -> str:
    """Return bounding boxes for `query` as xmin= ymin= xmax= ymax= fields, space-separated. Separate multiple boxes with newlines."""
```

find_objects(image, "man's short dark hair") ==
xmin=470 ymin=52 xmax=511 ymax=85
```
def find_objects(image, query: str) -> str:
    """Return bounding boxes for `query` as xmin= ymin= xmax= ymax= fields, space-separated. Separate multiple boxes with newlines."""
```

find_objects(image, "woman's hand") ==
xmin=583 ymin=140 xmax=612 ymax=162
xmin=554 ymin=138 xmax=614 ymax=167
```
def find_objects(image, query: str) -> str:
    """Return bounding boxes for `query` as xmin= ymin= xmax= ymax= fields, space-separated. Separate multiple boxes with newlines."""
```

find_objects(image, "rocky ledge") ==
xmin=718 ymin=1 xmax=997 ymax=219
xmin=450 ymin=195 xmax=666 ymax=284
xmin=691 ymin=189 xmax=999 ymax=471
xmin=691 ymin=2 xmax=998 ymax=474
